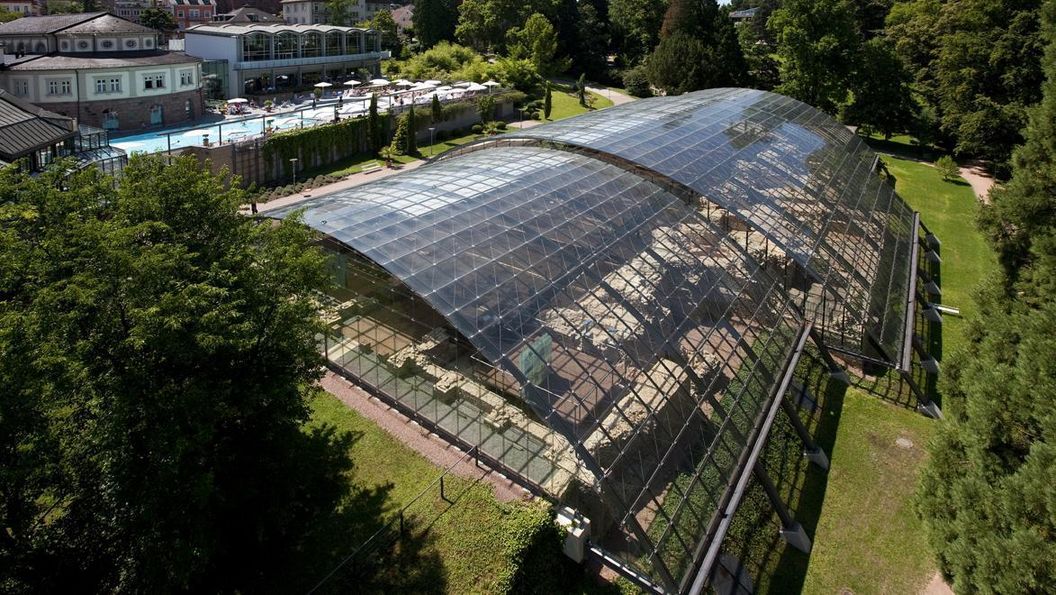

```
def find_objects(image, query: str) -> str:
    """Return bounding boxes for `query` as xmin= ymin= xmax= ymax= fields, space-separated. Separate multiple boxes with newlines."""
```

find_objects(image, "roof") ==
xmin=447 ymin=88 xmax=918 ymax=363
xmin=187 ymin=22 xmax=368 ymax=35
xmin=56 ymin=13 xmax=156 ymax=35
xmin=730 ymin=7 xmax=760 ymax=19
xmin=7 ymin=51 xmax=201 ymax=70
xmin=169 ymin=0 xmax=217 ymax=5
xmin=270 ymin=88 xmax=924 ymax=592
xmin=391 ymin=4 xmax=412 ymax=29
xmin=0 ymin=89 xmax=76 ymax=159
xmin=215 ymin=6 xmax=282 ymax=22
xmin=0 ymin=12 xmax=105 ymax=35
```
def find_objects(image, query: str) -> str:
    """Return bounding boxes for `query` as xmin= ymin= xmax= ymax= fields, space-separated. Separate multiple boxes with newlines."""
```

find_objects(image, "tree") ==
xmin=571 ymin=0 xmax=611 ymax=79
xmin=140 ymin=6 xmax=177 ymax=33
xmin=917 ymin=5 xmax=1056 ymax=592
xmin=0 ymin=155 xmax=353 ymax=592
xmin=413 ymin=0 xmax=458 ymax=47
xmin=0 ymin=9 xmax=21 ymax=22
xmin=577 ymin=73 xmax=587 ymax=106
xmin=980 ymin=0 xmax=1056 ymax=274
xmin=840 ymin=37 xmax=917 ymax=139
xmin=368 ymin=93 xmax=384 ymax=152
xmin=769 ymin=0 xmax=862 ymax=113
xmin=326 ymin=0 xmax=357 ymax=25
xmin=390 ymin=113 xmax=410 ymax=155
xmin=936 ymin=155 xmax=958 ymax=181
xmin=431 ymin=93 xmax=443 ymax=123
xmin=647 ymin=0 xmax=747 ymax=95
xmin=406 ymin=104 xmax=418 ymax=155
xmin=455 ymin=0 xmax=527 ymax=53
xmin=506 ymin=13 xmax=570 ymax=75
xmin=609 ymin=0 xmax=667 ymax=65
xmin=543 ymin=81 xmax=552 ymax=119
xmin=477 ymin=94 xmax=496 ymax=122
xmin=622 ymin=64 xmax=653 ymax=97
xmin=372 ymin=10 xmax=401 ymax=53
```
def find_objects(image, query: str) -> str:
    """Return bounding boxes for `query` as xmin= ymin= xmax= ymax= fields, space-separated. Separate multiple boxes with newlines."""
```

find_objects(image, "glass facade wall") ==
xmin=275 ymin=145 xmax=808 ymax=591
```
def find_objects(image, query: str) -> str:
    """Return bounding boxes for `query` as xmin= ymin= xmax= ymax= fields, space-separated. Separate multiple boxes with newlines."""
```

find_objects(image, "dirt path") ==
xmin=921 ymin=571 xmax=954 ymax=595
xmin=320 ymin=372 xmax=531 ymax=503
xmin=959 ymin=163 xmax=996 ymax=204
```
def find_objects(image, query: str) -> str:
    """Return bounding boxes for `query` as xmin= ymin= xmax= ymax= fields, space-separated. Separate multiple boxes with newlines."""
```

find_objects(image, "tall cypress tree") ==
xmin=544 ymin=81 xmax=552 ymax=119
xmin=917 ymin=2 xmax=1056 ymax=592
xmin=406 ymin=104 xmax=418 ymax=155
xmin=368 ymin=93 xmax=383 ymax=152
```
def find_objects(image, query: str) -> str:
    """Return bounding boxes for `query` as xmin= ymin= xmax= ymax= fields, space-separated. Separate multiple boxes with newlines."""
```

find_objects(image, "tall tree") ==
xmin=841 ymin=37 xmax=917 ymax=138
xmin=413 ymin=0 xmax=458 ymax=47
xmin=0 ymin=155 xmax=353 ymax=592
xmin=372 ymin=10 xmax=401 ymax=52
xmin=608 ymin=0 xmax=667 ymax=65
xmin=768 ymin=0 xmax=862 ymax=113
xmin=455 ymin=0 xmax=527 ymax=53
xmin=139 ymin=6 xmax=177 ymax=33
xmin=369 ymin=93 xmax=383 ymax=152
xmin=917 ymin=4 xmax=1056 ymax=592
xmin=326 ymin=0 xmax=357 ymax=25
xmin=544 ymin=80 xmax=553 ymax=119
xmin=571 ymin=0 xmax=611 ymax=79
xmin=506 ymin=13 xmax=570 ymax=75
xmin=647 ymin=0 xmax=747 ymax=95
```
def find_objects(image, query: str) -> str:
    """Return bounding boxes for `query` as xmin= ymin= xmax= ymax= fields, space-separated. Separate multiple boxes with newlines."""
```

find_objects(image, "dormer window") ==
xmin=101 ymin=40 xmax=113 ymax=49
xmin=77 ymin=40 xmax=89 ymax=50
xmin=60 ymin=40 xmax=69 ymax=51
xmin=125 ymin=39 xmax=137 ymax=49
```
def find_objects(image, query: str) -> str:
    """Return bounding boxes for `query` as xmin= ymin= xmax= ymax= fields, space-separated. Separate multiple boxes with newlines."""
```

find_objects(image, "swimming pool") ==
xmin=111 ymin=94 xmax=393 ymax=155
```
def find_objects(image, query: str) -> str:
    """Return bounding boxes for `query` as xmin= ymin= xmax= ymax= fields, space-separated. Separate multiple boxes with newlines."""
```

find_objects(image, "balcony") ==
xmin=235 ymin=50 xmax=389 ymax=69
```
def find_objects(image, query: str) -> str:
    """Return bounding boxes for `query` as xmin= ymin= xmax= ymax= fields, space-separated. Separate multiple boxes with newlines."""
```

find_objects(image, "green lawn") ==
xmin=297 ymin=390 xmax=531 ymax=594
xmin=545 ymin=89 xmax=614 ymax=121
xmin=881 ymin=153 xmax=998 ymax=356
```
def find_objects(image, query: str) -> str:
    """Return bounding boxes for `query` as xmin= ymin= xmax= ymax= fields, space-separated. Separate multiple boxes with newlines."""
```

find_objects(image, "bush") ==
xmin=496 ymin=121 xmax=508 ymax=130
xmin=471 ymin=124 xmax=483 ymax=134
xmin=622 ymin=65 xmax=653 ymax=98
xmin=937 ymin=155 xmax=959 ymax=181
xmin=495 ymin=501 xmax=576 ymax=594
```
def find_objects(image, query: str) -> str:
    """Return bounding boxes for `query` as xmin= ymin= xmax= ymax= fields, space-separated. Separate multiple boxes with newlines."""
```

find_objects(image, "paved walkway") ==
xmin=320 ymin=372 xmax=531 ymax=503
xmin=586 ymin=85 xmax=637 ymax=106
xmin=958 ymin=162 xmax=996 ymax=204
xmin=251 ymin=159 xmax=427 ymax=214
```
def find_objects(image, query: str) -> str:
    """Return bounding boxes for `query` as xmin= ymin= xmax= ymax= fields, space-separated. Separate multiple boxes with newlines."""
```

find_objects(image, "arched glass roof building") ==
xmin=272 ymin=88 xmax=933 ymax=593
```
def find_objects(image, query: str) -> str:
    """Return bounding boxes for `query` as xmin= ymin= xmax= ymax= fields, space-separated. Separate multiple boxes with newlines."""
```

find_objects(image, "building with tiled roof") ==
xmin=164 ymin=0 xmax=217 ymax=30
xmin=212 ymin=6 xmax=282 ymax=24
xmin=0 ymin=12 xmax=204 ymax=131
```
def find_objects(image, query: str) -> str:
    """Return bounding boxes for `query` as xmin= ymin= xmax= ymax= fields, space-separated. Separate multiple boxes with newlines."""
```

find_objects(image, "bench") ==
xmin=360 ymin=161 xmax=383 ymax=174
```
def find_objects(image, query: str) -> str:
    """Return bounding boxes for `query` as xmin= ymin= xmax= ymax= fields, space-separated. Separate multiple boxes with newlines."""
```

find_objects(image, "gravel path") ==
xmin=320 ymin=372 xmax=532 ymax=503
xmin=958 ymin=163 xmax=996 ymax=204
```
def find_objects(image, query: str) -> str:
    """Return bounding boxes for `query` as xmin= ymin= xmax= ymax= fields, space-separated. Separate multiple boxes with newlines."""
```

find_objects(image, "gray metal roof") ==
xmin=0 ymin=89 xmax=75 ymax=159
xmin=0 ymin=12 xmax=108 ymax=35
xmin=186 ymin=22 xmax=369 ymax=36
xmin=7 ymin=51 xmax=200 ymax=70
xmin=57 ymin=13 xmax=157 ymax=36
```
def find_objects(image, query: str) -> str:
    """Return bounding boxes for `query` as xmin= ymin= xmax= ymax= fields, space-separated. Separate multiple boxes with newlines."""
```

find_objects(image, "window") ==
xmin=180 ymin=70 xmax=193 ymax=86
xmin=177 ymin=10 xmax=184 ymax=17
xmin=77 ymin=40 xmax=89 ymax=49
xmin=125 ymin=39 xmax=137 ymax=48
xmin=190 ymin=8 xmax=199 ymax=17
xmin=143 ymin=74 xmax=165 ymax=90
xmin=47 ymin=79 xmax=71 ymax=96
xmin=95 ymin=77 xmax=122 ymax=94
xmin=101 ymin=39 xmax=113 ymax=49
xmin=13 ymin=80 xmax=29 ymax=97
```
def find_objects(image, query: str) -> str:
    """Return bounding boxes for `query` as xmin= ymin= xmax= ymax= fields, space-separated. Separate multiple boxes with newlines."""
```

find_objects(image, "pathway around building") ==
xmin=320 ymin=372 xmax=531 ymax=503
xmin=249 ymin=159 xmax=428 ymax=214
xmin=958 ymin=162 xmax=996 ymax=204
xmin=585 ymin=85 xmax=637 ymax=106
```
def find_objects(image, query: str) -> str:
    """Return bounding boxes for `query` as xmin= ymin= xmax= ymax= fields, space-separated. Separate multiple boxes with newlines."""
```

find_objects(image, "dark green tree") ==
xmin=406 ymin=104 xmax=418 ymax=155
xmin=608 ymin=0 xmax=667 ymax=65
xmin=840 ymin=37 xmax=917 ymax=139
xmin=918 ymin=4 xmax=1056 ymax=592
xmin=0 ymin=155 xmax=353 ymax=592
xmin=648 ymin=0 xmax=747 ymax=94
xmin=389 ymin=113 xmax=410 ymax=155
xmin=543 ymin=80 xmax=552 ymax=119
xmin=413 ymin=0 xmax=458 ymax=47
xmin=140 ymin=6 xmax=177 ymax=33
xmin=326 ymin=0 xmax=358 ymax=25
xmin=571 ymin=0 xmax=611 ymax=79
xmin=372 ymin=10 xmax=401 ymax=53
xmin=477 ymin=94 xmax=496 ymax=122
xmin=368 ymin=93 xmax=384 ymax=152
xmin=769 ymin=0 xmax=862 ymax=113
xmin=577 ymin=73 xmax=587 ymax=106
xmin=431 ymin=93 xmax=443 ymax=123
xmin=455 ymin=0 xmax=526 ymax=53
xmin=506 ymin=13 xmax=570 ymax=75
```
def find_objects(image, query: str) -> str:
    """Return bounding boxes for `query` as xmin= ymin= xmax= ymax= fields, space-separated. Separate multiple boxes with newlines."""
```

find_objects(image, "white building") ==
xmin=184 ymin=23 xmax=386 ymax=97
xmin=0 ymin=0 xmax=42 ymax=16
xmin=0 ymin=13 xmax=204 ymax=130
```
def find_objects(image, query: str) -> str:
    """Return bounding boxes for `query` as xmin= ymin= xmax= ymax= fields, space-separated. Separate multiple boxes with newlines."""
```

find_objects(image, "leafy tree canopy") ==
xmin=0 ymin=155 xmax=353 ymax=592
xmin=140 ymin=6 xmax=177 ymax=32
xmin=507 ymin=13 xmax=570 ymax=75
xmin=840 ymin=37 xmax=917 ymax=139
xmin=413 ymin=0 xmax=459 ymax=47
xmin=608 ymin=0 xmax=667 ymax=65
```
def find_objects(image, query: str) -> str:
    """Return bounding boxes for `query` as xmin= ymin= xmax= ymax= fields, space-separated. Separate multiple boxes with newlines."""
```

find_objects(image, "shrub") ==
xmin=496 ymin=121 xmax=508 ymax=130
xmin=622 ymin=65 xmax=653 ymax=98
xmin=471 ymin=124 xmax=483 ymax=134
xmin=937 ymin=155 xmax=959 ymax=181
xmin=495 ymin=501 xmax=576 ymax=594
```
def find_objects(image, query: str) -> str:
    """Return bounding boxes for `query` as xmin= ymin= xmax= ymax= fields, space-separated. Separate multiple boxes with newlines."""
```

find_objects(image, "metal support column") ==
xmin=779 ymin=398 xmax=829 ymax=470
xmin=753 ymin=463 xmax=811 ymax=553
xmin=807 ymin=327 xmax=849 ymax=384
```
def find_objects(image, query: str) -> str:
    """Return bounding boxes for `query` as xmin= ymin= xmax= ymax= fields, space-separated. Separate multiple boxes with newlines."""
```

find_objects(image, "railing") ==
xmin=305 ymin=445 xmax=483 ymax=594
xmin=236 ymin=50 xmax=390 ymax=69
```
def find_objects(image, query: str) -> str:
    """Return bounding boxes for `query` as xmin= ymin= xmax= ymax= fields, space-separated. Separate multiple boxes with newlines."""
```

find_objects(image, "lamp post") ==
xmin=290 ymin=157 xmax=299 ymax=186
xmin=428 ymin=126 xmax=435 ymax=157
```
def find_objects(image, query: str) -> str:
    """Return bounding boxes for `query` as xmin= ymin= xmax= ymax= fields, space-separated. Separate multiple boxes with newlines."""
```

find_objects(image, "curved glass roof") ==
xmin=274 ymin=145 xmax=807 ymax=589
xmin=443 ymin=88 xmax=917 ymax=363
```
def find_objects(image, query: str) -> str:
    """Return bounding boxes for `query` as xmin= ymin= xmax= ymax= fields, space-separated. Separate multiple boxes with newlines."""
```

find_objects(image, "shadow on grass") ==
xmin=717 ymin=348 xmax=847 ymax=593
xmin=864 ymin=137 xmax=939 ymax=162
